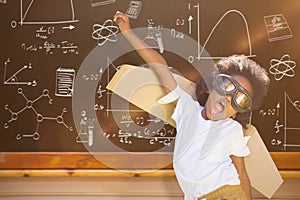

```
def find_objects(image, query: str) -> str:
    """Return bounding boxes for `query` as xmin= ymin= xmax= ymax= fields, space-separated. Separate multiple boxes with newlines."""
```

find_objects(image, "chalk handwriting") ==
xmin=171 ymin=29 xmax=185 ymax=39
xmin=274 ymin=119 xmax=283 ymax=134
xmin=35 ymin=26 xmax=55 ymax=40
xmin=103 ymin=127 xmax=175 ymax=146
xmin=21 ymin=40 xmax=79 ymax=55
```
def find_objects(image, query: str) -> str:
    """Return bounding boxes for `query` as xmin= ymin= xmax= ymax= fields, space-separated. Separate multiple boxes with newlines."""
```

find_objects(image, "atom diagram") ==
xmin=269 ymin=54 xmax=296 ymax=81
xmin=92 ymin=19 xmax=119 ymax=46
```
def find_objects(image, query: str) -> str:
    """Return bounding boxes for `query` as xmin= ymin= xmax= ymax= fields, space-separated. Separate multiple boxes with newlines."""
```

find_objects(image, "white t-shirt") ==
xmin=158 ymin=86 xmax=250 ymax=200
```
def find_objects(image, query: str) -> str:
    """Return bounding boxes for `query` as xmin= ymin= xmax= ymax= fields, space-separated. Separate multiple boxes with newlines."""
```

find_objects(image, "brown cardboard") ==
xmin=106 ymin=64 xmax=195 ymax=127
xmin=106 ymin=64 xmax=283 ymax=199
xmin=244 ymin=124 xmax=283 ymax=199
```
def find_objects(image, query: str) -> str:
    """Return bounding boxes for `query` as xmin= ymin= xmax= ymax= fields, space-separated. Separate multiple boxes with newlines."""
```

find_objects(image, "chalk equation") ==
xmin=258 ymin=92 xmax=300 ymax=150
xmin=103 ymin=127 xmax=175 ymax=146
xmin=35 ymin=26 xmax=55 ymax=40
xmin=21 ymin=40 xmax=79 ymax=55
xmin=87 ymin=60 xmax=177 ymax=149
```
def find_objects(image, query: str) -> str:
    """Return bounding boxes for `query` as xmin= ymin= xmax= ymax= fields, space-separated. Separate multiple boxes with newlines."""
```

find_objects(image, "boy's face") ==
xmin=204 ymin=75 xmax=253 ymax=121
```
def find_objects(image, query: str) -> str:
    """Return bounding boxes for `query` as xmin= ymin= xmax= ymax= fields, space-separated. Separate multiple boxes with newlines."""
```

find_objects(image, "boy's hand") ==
xmin=113 ymin=11 xmax=131 ymax=32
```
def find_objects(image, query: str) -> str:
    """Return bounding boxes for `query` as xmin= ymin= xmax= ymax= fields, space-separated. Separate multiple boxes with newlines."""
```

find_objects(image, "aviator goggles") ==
xmin=212 ymin=74 xmax=252 ymax=113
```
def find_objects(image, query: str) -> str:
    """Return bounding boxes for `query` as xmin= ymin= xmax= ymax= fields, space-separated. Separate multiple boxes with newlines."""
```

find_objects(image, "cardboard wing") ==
xmin=244 ymin=124 xmax=283 ymax=199
xmin=106 ymin=64 xmax=283 ymax=199
xmin=106 ymin=64 xmax=195 ymax=127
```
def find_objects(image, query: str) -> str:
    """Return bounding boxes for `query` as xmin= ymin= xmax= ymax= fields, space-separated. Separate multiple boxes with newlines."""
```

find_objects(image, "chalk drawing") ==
xmin=92 ymin=19 xmax=119 ymax=46
xmin=269 ymin=54 xmax=296 ymax=81
xmin=4 ymin=88 xmax=73 ymax=141
xmin=11 ymin=0 xmax=79 ymax=28
xmin=264 ymin=14 xmax=293 ymax=42
xmin=3 ymin=58 xmax=37 ymax=87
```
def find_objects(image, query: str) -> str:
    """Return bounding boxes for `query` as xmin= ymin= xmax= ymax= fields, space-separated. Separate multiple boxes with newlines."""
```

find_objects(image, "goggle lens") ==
xmin=222 ymin=79 xmax=236 ymax=93
xmin=236 ymin=91 xmax=251 ymax=109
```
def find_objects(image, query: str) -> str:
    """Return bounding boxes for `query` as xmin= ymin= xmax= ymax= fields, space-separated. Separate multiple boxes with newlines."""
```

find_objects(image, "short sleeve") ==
xmin=157 ymin=84 xmax=201 ymax=150
xmin=157 ymin=85 xmax=185 ymax=104
xmin=230 ymin=135 xmax=251 ymax=157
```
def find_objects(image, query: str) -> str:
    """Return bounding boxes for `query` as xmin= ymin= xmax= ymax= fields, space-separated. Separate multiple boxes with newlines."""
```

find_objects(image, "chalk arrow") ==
xmin=188 ymin=15 xmax=193 ymax=34
xmin=62 ymin=25 xmax=75 ymax=30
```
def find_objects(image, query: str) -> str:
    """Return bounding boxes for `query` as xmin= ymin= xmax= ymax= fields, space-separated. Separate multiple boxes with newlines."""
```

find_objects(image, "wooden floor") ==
xmin=0 ymin=176 xmax=299 ymax=200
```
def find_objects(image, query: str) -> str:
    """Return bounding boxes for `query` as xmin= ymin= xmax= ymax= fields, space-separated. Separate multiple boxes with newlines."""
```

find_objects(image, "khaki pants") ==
xmin=198 ymin=185 xmax=247 ymax=200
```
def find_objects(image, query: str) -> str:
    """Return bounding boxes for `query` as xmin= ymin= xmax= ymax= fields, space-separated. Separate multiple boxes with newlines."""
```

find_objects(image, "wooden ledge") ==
xmin=279 ymin=170 xmax=300 ymax=178
xmin=0 ymin=152 xmax=174 ymax=169
xmin=0 ymin=152 xmax=299 ymax=180
xmin=1 ymin=152 xmax=299 ymax=169
xmin=0 ymin=169 xmax=299 ymax=178
xmin=0 ymin=169 xmax=175 ymax=177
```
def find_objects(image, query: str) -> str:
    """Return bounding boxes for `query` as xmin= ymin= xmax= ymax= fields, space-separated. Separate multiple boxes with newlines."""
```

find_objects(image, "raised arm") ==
xmin=113 ymin=11 xmax=177 ymax=92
